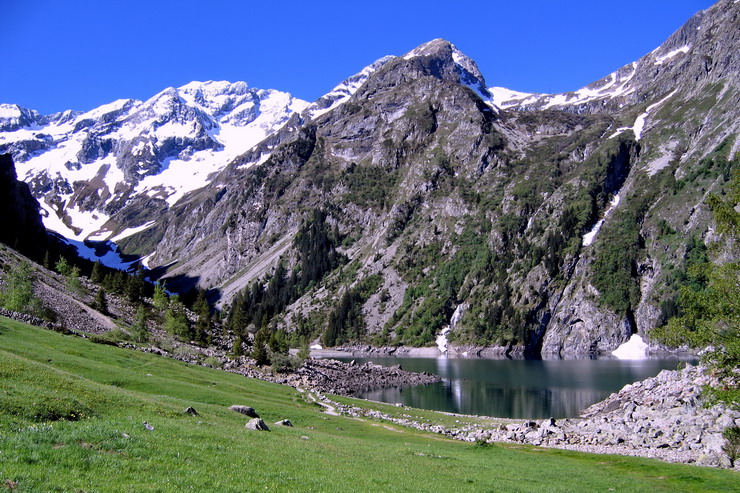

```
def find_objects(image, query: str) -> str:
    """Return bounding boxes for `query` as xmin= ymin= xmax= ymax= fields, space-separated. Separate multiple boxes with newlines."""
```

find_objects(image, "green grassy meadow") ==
xmin=0 ymin=317 xmax=737 ymax=492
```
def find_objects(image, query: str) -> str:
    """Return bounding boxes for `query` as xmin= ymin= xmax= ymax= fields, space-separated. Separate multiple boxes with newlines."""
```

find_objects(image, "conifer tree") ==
xmin=153 ymin=282 xmax=169 ymax=311
xmin=55 ymin=257 xmax=71 ymax=276
xmin=232 ymin=334 xmax=245 ymax=357
xmin=91 ymin=261 xmax=104 ymax=284
xmin=251 ymin=327 xmax=270 ymax=366
xmin=193 ymin=288 xmax=211 ymax=344
xmin=67 ymin=265 xmax=83 ymax=293
xmin=132 ymin=305 xmax=149 ymax=343
xmin=94 ymin=288 xmax=108 ymax=315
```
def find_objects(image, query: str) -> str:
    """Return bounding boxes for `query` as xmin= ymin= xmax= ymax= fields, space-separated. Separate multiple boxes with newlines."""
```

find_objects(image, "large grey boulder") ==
xmin=245 ymin=418 xmax=270 ymax=431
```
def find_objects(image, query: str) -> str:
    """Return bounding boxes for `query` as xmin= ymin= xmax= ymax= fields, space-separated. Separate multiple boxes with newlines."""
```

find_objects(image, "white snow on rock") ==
xmin=654 ymin=45 xmax=691 ymax=65
xmin=582 ymin=193 xmax=621 ymax=247
xmin=110 ymin=220 xmax=157 ymax=243
xmin=436 ymin=327 xmax=451 ymax=354
xmin=632 ymin=90 xmax=677 ymax=141
xmin=612 ymin=334 xmax=648 ymax=359
xmin=488 ymin=87 xmax=534 ymax=109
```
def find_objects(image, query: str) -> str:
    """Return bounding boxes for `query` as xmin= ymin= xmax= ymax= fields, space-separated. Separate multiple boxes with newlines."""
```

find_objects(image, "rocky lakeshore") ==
xmin=321 ymin=364 xmax=740 ymax=469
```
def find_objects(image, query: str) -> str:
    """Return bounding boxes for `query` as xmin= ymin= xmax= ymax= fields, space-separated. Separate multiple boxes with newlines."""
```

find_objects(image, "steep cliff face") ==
xmin=2 ymin=1 xmax=738 ymax=356
xmin=0 ymin=153 xmax=47 ymax=259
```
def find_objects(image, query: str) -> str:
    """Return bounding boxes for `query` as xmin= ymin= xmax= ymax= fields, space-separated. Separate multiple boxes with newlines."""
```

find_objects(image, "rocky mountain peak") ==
xmin=353 ymin=38 xmax=492 ymax=105
xmin=404 ymin=38 xmax=486 ymax=84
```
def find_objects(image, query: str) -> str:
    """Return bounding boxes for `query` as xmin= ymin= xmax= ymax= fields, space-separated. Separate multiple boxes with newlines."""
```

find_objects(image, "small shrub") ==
xmin=270 ymin=351 xmax=298 ymax=374
xmin=723 ymin=426 xmax=740 ymax=467
xmin=55 ymin=257 xmax=71 ymax=276
xmin=203 ymin=356 xmax=222 ymax=368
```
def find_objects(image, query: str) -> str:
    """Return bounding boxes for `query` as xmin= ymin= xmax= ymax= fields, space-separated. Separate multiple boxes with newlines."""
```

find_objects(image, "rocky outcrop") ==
xmin=229 ymin=405 xmax=259 ymax=418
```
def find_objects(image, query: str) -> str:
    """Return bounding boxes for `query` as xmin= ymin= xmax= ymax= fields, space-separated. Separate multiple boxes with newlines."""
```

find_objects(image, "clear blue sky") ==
xmin=1 ymin=0 xmax=716 ymax=114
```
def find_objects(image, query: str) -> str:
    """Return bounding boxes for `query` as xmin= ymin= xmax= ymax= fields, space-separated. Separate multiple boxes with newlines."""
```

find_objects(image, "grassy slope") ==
xmin=0 ymin=317 xmax=737 ymax=492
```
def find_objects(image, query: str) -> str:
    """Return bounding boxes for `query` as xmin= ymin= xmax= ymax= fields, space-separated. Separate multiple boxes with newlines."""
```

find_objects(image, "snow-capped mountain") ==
xmin=0 ymin=82 xmax=309 ymax=244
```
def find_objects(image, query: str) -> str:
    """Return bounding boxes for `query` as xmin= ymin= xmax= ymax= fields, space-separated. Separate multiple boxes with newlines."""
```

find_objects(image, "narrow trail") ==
xmin=299 ymin=388 xmax=339 ymax=416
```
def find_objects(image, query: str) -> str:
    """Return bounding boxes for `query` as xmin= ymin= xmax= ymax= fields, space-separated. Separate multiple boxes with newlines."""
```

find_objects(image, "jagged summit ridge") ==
xmin=491 ymin=0 xmax=739 ymax=112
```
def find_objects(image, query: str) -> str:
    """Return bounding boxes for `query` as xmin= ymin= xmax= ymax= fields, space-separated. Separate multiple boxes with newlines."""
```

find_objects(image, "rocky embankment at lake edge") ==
xmin=323 ymin=364 xmax=740 ymax=469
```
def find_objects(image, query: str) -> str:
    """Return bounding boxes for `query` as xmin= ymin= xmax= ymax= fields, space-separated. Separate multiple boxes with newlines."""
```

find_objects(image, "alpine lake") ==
xmin=327 ymin=355 xmax=697 ymax=419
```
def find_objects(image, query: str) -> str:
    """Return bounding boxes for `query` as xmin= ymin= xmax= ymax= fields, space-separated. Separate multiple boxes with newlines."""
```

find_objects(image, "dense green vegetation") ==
xmin=323 ymin=274 xmax=382 ymax=346
xmin=1 ymin=317 xmax=737 ymax=492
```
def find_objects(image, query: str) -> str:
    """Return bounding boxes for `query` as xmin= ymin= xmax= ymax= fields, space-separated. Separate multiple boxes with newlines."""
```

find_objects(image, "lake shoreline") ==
xmin=321 ymin=364 xmax=740 ymax=469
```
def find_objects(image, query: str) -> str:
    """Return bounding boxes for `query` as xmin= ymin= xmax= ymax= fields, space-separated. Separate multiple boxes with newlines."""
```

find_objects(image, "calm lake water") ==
xmin=331 ymin=356 xmax=695 ymax=419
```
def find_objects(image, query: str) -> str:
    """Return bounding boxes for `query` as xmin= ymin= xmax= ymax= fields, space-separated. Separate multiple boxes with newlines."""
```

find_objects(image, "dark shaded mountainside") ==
xmin=8 ymin=0 xmax=740 ymax=356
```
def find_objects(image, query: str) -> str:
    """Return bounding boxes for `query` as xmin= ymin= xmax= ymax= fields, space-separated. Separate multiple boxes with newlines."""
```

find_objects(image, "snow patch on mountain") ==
xmin=654 ymin=45 xmax=691 ymax=65
xmin=110 ymin=221 xmax=157 ymax=242
xmin=488 ymin=87 xmax=534 ymax=109
xmin=583 ymin=193 xmax=621 ymax=247
xmin=609 ymin=89 xmax=677 ymax=141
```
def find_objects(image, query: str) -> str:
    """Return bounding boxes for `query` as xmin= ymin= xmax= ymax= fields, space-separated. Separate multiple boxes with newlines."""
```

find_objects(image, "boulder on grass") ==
xmin=246 ymin=418 xmax=270 ymax=431
xmin=229 ymin=405 xmax=259 ymax=418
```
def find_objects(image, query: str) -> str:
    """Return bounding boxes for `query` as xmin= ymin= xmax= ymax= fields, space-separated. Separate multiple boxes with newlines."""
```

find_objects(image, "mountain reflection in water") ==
xmin=330 ymin=356 xmax=695 ymax=419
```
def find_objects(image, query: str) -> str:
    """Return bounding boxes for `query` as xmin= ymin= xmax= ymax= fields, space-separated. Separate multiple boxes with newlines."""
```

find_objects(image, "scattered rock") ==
xmin=184 ymin=407 xmax=198 ymax=416
xmin=230 ymin=405 xmax=259 ymax=418
xmin=285 ymin=359 xmax=440 ymax=395
xmin=274 ymin=419 xmax=293 ymax=427
xmin=245 ymin=418 xmax=270 ymax=431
